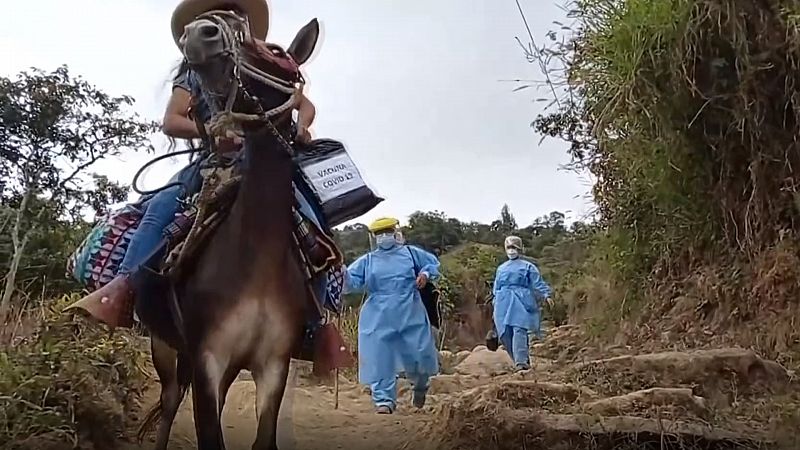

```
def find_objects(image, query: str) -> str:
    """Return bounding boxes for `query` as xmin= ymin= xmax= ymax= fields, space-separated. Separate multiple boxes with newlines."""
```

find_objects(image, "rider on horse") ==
xmin=67 ymin=0 xmax=337 ymax=329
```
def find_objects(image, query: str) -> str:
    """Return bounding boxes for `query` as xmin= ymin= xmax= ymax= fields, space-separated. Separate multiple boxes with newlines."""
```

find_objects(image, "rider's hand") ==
xmin=295 ymin=125 xmax=311 ymax=144
xmin=215 ymin=135 xmax=243 ymax=154
xmin=416 ymin=273 xmax=429 ymax=289
xmin=545 ymin=297 xmax=554 ymax=308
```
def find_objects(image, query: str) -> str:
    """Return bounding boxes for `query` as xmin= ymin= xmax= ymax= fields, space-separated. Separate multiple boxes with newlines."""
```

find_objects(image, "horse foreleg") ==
xmin=192 ymin=351 xmax=229 ymax=450
xmin=251 ymin=356 xmax=291 ymax=450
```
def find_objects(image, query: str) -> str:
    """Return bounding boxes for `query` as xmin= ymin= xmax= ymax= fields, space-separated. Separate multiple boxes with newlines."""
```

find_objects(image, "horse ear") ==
xmin=287 ymin=18 xmax=320 ymax=65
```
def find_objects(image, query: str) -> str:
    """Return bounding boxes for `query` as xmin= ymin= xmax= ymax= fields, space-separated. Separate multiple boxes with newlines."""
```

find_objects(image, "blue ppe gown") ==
xmin=492 ymin=258 xmax=551 ymax=368
xmin=344 ymin=244 xmax=440 ymax=410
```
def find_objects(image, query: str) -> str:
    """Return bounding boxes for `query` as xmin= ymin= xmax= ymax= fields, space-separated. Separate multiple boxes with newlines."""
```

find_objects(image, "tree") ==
xmin=333 ymin=223 xmax=371 ymax=263
xmin=491 ymin=204 xmax=518 ymax=236
xmin=0 ymin=66 xmax=158 ymax=324
xmin=404 ymin=210 xmax=464 ymax=252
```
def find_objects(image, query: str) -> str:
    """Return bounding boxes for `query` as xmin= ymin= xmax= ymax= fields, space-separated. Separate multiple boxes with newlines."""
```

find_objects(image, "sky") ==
xmin=1 ymin=0 xmax=595 ymax=227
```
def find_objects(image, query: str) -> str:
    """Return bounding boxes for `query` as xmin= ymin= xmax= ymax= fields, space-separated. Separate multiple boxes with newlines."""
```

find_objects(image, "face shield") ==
xmin=371 ymin=228 xmax=398 ymax=250
xmin=367 ymin=217 xmax=401 ymax=250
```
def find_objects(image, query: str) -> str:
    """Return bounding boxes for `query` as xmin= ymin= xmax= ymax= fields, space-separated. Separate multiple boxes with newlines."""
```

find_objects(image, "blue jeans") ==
xmin=500 ymin=325 xmax=530 ymax=368
xmin=119 ymin=160 xmax=202 ymax=275
xmin=370 ymin=372 xmax=431 ymax=411
xmin=119 ymin=184 xmax=184 ymax=275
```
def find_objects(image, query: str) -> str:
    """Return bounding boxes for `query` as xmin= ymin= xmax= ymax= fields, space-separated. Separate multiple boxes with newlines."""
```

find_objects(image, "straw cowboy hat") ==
xmin=171 ymin=0 xmax=269 ymax=47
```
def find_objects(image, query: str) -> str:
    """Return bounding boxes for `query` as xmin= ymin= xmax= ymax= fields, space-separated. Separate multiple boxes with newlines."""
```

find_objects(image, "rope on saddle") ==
xmin=166 ymin=167 xmax=222 ymax=276
xmin=170 ymin=10 xmax=304 ymax=260
xmin=170 ymin=11 xmax=301 ymax=258
xmin=163 ymin=11 xmax=337 ymax=335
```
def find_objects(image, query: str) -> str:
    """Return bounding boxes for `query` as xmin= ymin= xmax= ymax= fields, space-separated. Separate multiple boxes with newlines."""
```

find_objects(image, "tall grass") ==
xmin=534 ymin=0 xmax=800 ymax=357
xmin=0 ymin=294 xmax=148 ymax=449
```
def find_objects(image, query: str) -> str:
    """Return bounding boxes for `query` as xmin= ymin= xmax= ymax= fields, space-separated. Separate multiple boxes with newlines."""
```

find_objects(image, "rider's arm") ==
xmin=163 ymin=86 xmax=203 ymax=139
xmin=163 ymin=69 xmax=202 ymax=139
xmin=295 ymin=91 xmax=316 ymax=133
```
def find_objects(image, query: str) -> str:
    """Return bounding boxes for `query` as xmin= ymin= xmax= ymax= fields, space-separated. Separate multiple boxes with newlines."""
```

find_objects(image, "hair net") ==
xmin=504 ymin=235 xmax=523 ymax=250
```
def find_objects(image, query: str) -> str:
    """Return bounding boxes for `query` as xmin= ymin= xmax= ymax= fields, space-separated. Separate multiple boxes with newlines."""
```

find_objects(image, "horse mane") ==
xmin=242 ymin=40 xmax=302 ymax=84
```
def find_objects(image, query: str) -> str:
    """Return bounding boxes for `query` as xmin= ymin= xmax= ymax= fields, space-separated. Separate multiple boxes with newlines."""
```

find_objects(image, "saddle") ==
xmin=162 ymin=157 xmax=343 ymax=297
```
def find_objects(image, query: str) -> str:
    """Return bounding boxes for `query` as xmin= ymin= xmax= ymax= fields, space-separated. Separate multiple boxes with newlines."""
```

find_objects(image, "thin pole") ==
xmin=334 ymin=310 xmax=341 ymax=410
xmin=335 ymin=228 xmax=372 ymax=409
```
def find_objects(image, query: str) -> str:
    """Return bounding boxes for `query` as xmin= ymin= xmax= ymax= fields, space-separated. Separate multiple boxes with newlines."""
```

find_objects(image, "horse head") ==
xmin=179 ymin=9 xmax=319 ymax=134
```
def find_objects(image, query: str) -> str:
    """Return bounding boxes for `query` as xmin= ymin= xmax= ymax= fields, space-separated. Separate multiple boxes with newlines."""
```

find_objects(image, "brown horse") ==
xmin=135 ymin=12 xmax=322 ymax=450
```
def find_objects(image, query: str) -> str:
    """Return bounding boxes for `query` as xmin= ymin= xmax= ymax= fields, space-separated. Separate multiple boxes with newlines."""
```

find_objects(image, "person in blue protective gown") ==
xmin=344 ymin=217 xmax=440 ymax=414
xmin=492 ymin=235 xmax=552 ymax=371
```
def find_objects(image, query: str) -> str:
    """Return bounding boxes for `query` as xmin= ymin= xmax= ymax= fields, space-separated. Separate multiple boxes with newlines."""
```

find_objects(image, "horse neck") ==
xmin=233 ymin=125 xmax=295 ymax=264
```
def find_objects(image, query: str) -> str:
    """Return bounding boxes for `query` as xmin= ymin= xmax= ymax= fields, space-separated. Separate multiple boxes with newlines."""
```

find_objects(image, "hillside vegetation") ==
xmin=525 ymin=0 xmax=800 ymax=365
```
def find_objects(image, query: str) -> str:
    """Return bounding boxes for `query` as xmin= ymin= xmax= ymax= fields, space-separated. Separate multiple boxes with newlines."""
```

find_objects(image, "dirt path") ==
xmin=127 ymin=326 xmax=799 ymax=449
xmin=132 ymin=363 xmax=425 ymax=450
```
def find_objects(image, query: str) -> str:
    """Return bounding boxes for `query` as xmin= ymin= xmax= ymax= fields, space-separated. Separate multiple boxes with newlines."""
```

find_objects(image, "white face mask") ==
xmin=375 ymin=233 xmax=397 ymax=249
xmin=506 ymin=248 xmax=519 ymax=259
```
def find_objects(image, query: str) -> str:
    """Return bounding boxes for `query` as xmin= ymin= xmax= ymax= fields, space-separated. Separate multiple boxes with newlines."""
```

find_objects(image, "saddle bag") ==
xmin=67 ymin=199 xmax=199 ymax=293
xmin=407 ymin=247 xmax=442 ymax=329
xmin=66 ymin=204 xmax=143 ymax=292
xmin=485 ymin=326 xmax=499 ymax=352
xmin=293 ymin=139 xmax=383 ymax=227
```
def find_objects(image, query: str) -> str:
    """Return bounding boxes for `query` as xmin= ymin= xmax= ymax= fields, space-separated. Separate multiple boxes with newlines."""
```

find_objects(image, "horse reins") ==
xmin=131 ymin=148 xmax=204 ymax=196
xmin=132 ymin=11 xmax=301 ymax=195
xmin=151 ymin=10 xmax=324 ymax=350
xmin=193 ymin=9 xmax=301 ymax=143
xmin=189 ymin=10 xmax=330 ymax=316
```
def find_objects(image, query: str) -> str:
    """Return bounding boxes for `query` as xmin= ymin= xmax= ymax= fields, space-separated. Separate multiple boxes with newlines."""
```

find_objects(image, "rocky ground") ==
xmin=127 ymin=325 xmax=799 ymax=450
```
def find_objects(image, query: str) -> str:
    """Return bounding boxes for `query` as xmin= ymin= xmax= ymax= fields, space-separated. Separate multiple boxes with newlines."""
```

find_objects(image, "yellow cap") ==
xmin=368 ymin=217 xmax=400 ymax=233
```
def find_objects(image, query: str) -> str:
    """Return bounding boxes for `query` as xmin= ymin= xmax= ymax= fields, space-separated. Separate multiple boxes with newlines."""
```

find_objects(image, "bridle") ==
xmin=185 ymin=9 xmax=303 ymax=149
xmin=182 ymin=11 xmax=335 ymax=325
